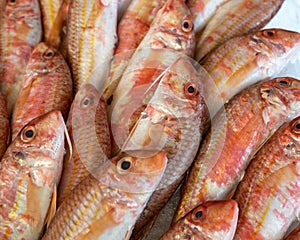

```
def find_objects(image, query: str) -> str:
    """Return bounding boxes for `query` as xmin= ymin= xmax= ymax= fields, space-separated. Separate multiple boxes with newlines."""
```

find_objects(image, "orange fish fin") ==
xmin=45 ymin=185 xmax=57 ymax=228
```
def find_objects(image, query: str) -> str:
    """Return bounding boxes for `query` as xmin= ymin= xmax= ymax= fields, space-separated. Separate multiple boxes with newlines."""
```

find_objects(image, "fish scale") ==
xmin=195 ymin=0 xmax=284 ymax=61
xmin=126 ymin=57 xmax=207 ymax=239
xmin=39 ymin=0 xmax=63 ymax=41
xmin=42 ymin=152 xmax=167 ymax=239
xmin=58 ymin=83 xmax=111 ymax=205
xmin=67 ymin=0 xmax=118 ymax=93
xmin=11 ymin=42 xmax=73 ymax=140
xmin=233 ymin=116 xmax=300 ymax=239
xmin=174 ymin=77 xmax=300 ymax=223
xmin=0 ymin=0 xmax=42 ymax=116
xmin=0 ymin=111 xmax=66 ymax=240
xmin=200 ymin=28 xmax=300 ymax=118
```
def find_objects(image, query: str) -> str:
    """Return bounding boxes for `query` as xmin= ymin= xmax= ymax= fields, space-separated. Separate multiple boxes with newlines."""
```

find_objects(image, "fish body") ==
xmin=0 ymin=110 xmax=66 ymax=239
xmin=233 ymin=115 xmax=300 ymax=239
xmin=58 ymin=83 xmax=111 ymax=205
xmin=201 ymin=28 xmax=300 ymax=117
xmin=0 ymin=0 xmax=42 ymax=115
xmin=195 ymin=0 xmax=284 ymax=61
xmin=42 ymin=151 xmax=167 ymax=240
xmin=187 ymin=0 xmax=228 ymax=35
xmin=67 ymin=0 xmax=118 ymax=92
xmin=107 ymin=0 xmax=195 ymax=154
xmin=11 ymin=42 xmax=73 ymax=140
xmin=103 ymin=0 xmax=167 ymax=101
xmin=39 ymin=0 xmax=63 ymax=42
xmin=161 ymin=200 xmax=238 ymax=240
xmin=126 ymin=57 xmax=207 ymax=237
xmin=174 ymin=77 xmax=300 ymax=222
xmin=0 ymin=93 xmax=10 ymax=159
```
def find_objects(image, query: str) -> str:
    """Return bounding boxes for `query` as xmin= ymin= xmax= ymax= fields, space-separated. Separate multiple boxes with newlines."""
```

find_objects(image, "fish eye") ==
xmin=191 ymin=207 xmax=206 ymax=222
xmin=277 ymin=79 xmax=289 ymax=87
xmin=263 ymin=30 xmax=275 ymax=37
xmin=181 ymin=19 xmax=193 ymax=33
xmin=7 ymin=0 xmax=16 ymax=5
xmin=80 ymin=96 xmax=93 ymax=108
xmin=184 ymin=83 xmax=198 ymax=97
xmin=117 ymin=157 xmax=133 ymax=173
xmin=21 ymin=126 xmax=36 ymax=142
xmin=291 ymin=120 xmax=300 ymax=134
xmin=195 ymin=211 xmax=203 ymax=218
xmin=43 ymin=48 xmax=56 ymax=59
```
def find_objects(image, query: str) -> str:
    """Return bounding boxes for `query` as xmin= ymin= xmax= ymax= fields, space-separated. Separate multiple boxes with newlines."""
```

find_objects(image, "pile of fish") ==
xmin=0 ymin=0 xmax=300 ymax=239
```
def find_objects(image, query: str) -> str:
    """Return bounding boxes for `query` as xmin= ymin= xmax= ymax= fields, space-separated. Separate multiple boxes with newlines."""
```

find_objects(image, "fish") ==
xmin=160 ymin=200 xmax=238 ymax=240
xmin=11 ymin=42 xmax=73 ymax=140
xmin=39 ymin=0 xmax=63 ymax=42
xmin=195 ymin=0 xmax=284 ymax=61
xmin=200 ymin=28 xmax=300 ymax=118
xmin=67 ymin=0 xmax=118 ymax=92
xmin=187 ymin=0 xmax=228 ymax=35
xmin=285 ymin=225 xmax=300 ymax=240
xmin=107 ymin=0 xmax=195 ymax=154
xmin=0 ymin=0 xmax=42 ymax=115
xmin=125 ymin=57 xmax=207 ymax=238
xmin=117 ymin=0 xmax=132 ymax=20
xmin=233 ymin=115 xmax=300 ymax=239
xmin=174 ymin=77 xmax=300 ymax=222
xmin=57 ymin=83 xmax=111 ymax=205
xmin=103 ymin=0 xmax=167 ymax=102
xmin=42 ymin=151 xmax=167 ymax=240
xmin=0 ymin=93 xmax=10 ymax=159
xmin=0 ymin=110 xmax=66 ymax=240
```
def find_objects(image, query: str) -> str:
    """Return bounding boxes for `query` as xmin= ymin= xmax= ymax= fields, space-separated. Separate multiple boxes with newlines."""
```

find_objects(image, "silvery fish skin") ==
xmin=42 ymin=151 xmax=167 ymax=240
xmin=200 ymin=28 xmax=300 ymax=118
xmin=103 ymin=0 xmax=167 ymax=102
xmin=11 ymin=42 xmax=73 ymax=140
xmin=0 ymin=0 xmax=42 ymax=115
xmin=285 ymin=225 xmax=300 ymax=240
xmin=174 ymin=77 xmax=300 ymax=222
xmin=67 ymin=0 xmax=118 ymax=92
xmin=161 ymin=200 xmax=238 ymax=240
xmin=58 ymin=83 xmax=111 ymax=205
xmin=125 ymin=57 xmax=207 ymax=238
xmin=107 ymin=0 xmax=195 ymax=154
xmin=195 ymin=0 xmax=284 ymax=61
xmin=233 ymin=116 xmax=300 ymax=239
xmin=0 ymin=110 xmax=65 ymax=240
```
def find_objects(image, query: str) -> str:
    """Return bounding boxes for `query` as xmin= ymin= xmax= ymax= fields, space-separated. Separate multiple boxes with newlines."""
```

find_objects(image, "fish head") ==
xmin=98 ymin=151 xmax=167 ymax=194
xmin=279 ymin=116 xmax=300 ymax=159
xmin=148 ymin=0 xmax=195 ymax=56
xmin=123 ymin=57 xmax=205 ymax=154
xmin=26 ymin=42 xmax=64 ymax=75
xmin=70 ymin=83 xmax=102 ymax=128
xmin=260 ymin=77 xmax=300 ymax=122
xmin=251 ymin=29 xmax=300 ymax=66
xmin=184 ymin=200 xmax=239 ymax=239
xmin=11 ymin=110 xmax=65 ymax=186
